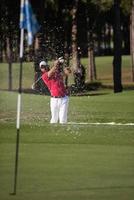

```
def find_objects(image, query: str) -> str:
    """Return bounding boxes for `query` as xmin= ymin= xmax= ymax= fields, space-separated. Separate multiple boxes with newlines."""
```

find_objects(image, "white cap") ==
xmin=39 ymin=61 xmax=47 ymax=68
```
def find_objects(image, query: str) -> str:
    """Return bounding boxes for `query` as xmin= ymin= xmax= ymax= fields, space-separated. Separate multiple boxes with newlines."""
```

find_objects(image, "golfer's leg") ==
xmin=59 ymin=96 xmax=69 ymax=124
xmin=50 ymin=98 xmax=59 ymax=123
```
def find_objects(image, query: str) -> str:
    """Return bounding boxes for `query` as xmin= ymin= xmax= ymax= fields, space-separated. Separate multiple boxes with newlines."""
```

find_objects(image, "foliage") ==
xmin=0 ymin=0 xmax=131 ymax=62
xmin=90 ymin=0 xmax=113 ymax=11
xmin=89 ymin=0 xmax=132 ymax=14
xmin=120 ymin=0 xmax=132 ymax=14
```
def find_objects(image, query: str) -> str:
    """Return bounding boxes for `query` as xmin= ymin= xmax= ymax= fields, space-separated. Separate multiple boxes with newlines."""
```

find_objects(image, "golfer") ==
xmin=40 ymin=58 xmax=71 ymax=124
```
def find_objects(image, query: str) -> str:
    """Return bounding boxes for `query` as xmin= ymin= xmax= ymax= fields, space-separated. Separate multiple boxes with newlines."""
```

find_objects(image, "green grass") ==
xmin=0 ymin=90 xmax=134 ymax=200
xmin=0 ymin=55 xmax=133 ymax=90
xmin=0 ymin=55 xmax=134 ymax=199
xmin=82 ymin=55 xmax=133 ymax=85
xmin=0 ymin=62 xmax=34 ymax=90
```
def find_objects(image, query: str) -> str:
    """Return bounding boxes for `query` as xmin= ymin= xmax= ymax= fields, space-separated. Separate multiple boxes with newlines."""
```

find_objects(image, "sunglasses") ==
xmin=40 ymin=65 xmax=49 ymax=69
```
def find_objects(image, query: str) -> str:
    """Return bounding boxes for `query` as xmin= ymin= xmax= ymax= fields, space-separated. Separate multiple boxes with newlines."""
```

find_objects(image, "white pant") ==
xmin=50 ymin=96 xmax=69 ymax=124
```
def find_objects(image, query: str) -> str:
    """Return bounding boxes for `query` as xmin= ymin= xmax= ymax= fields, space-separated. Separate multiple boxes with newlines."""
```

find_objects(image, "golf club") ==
xmin=31 ymin=76 xmax=42 ymax=90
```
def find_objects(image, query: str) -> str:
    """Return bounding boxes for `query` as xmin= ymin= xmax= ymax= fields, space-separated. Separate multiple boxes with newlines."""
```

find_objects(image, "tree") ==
xmin=71 ymin=0 xmax=79 ymax=71
xmin=130 ymin=0 xmax=134 ymax=81
xmin=91 ymin=0 xmax=123 ymax=92
xmin=120 ymin=0 xmax=133 ymax=81
xmin=113 ymin=0 xmax=123 ymax=92
xmin=0 ymin=0 xmax=131 ymax=93
xmin=85 ymin=1 xmax=98 ymax=81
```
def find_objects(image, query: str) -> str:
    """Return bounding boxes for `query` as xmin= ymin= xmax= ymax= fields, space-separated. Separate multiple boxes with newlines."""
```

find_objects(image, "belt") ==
xmin=51 ymin=96 xmax=65 ymax=98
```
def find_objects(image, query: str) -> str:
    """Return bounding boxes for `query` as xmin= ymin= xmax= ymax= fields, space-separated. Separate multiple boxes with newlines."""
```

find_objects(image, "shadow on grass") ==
xmin=57 ymin=185 xmax=134 ymax=192
xmin=22 ymin=88 xmax=110 ymax=97
xmin=0 ymin=88 xmax=111 ymax=97
xmin=1 ymin=80 xmax=134 ymax=97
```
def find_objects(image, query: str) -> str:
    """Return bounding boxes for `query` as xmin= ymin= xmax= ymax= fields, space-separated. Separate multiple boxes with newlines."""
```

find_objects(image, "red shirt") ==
xmin=42 ymin=71 xmax=67 ymax=97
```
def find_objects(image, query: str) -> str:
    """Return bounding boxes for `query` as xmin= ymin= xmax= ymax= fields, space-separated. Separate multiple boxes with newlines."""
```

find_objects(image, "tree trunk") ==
xmin=86 ymin=9 xmax=97 ymax=81
xmin=93 ymin=54 xmax=97 ymax=80
xmin=6 ymin=37 xmax=12 ymax=91
xmin=88 ymin=47 xmax=93 ymax=81
xmin=113 ymin=0 xmax=123 ymax=93
xmin=71 ymin=0 xmax=79 ymax=71
xmin=107 ymin=25 xmax=112 ymax=55
xmin=0 ymin=31 xmax=2 ymax=62
xmin=130 ymin=0 xmax=134 ymax=82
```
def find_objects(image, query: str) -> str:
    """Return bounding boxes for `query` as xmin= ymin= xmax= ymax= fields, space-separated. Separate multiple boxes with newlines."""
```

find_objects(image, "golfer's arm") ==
xmin=47 ymin=61 xmax=58 ymax=78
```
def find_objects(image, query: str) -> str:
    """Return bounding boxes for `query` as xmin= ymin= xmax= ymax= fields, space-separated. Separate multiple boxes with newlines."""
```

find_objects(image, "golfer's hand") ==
xmin=64 ymin=67 xmax=71 ymax=75
xmin=53 ymin=60 xmax=59 ymax=67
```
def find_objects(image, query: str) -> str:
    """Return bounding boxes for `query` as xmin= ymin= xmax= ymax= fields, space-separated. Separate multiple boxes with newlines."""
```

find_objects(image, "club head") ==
xmin=31 ymin=84 xmax=35 ymax=90
xmin=10 ymin=192 xmax=16 ymax=195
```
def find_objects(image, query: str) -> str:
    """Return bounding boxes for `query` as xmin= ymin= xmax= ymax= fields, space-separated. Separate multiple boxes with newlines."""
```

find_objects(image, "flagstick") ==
xmin=11 ymin=28 xmax=24 ymax=195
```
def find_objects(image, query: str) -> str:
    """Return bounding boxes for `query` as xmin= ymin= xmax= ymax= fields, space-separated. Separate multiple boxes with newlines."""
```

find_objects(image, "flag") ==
xmin=20 ymin=0 xmax=40 ymax=45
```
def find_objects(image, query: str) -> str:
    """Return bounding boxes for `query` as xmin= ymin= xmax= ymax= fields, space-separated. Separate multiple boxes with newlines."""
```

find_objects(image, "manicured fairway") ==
xmin=0 ymin=90 xmax=134 ymax=200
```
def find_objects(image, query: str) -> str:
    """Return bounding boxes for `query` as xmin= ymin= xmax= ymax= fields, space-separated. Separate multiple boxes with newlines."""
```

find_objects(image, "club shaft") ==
xmin=32 ymin=76 xmax=42 ymax=87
